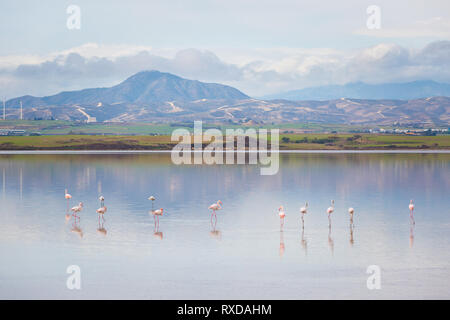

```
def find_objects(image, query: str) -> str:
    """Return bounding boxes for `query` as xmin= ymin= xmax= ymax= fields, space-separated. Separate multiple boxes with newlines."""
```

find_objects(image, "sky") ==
xmin=0 ymin=0 xmax=450 ymax=98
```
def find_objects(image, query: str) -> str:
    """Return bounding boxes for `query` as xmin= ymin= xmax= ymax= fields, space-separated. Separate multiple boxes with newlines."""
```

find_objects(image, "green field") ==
xmin=2 ymin=120 xmax=443 ymax=135
xmin=0 ymin=133 xmax=449 ymax=150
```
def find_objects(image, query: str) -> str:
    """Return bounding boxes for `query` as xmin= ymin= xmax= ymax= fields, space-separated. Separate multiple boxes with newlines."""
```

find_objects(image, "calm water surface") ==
xmin=0 ymin=152 xmax=449 ymax=299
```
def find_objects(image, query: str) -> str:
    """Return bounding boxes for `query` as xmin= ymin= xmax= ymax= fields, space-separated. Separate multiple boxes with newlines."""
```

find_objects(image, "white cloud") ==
xmin=1 ymin=41 xmax=450 ymax=98
xmin=354 ymin=16 xmax=450 ymax=38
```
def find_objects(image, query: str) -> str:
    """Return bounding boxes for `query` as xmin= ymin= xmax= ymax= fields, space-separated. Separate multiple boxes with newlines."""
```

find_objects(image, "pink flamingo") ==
xmin=409 ymin=199 xmax=415 ymax=224
xmin=208 ymin=200 xmax=222 ymax=224
xmin=64 ymin=189 xmax=72 ymax=212
xmin=348 ymin=207 xmax=354 ymax=224
xmin=71 ymin=202 xmax=83 ymax=221
xmin=327 ymin=200 xmax=335 ymax=226
xmin=278 ymin=206 xmax=286 ymax=230
xmin=96 ymin=196 xmax=107 ymax=222
xmin=300 ymin=202 xmax=308 ymax=226
xmin=150 ymin=208 xmax=164 ymax=229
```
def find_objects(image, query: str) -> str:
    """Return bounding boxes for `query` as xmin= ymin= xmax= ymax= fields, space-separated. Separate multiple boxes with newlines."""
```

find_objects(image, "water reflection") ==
xmin=349 ymin=222 xmax=355 ymax=247
xmin=328 ymin=224 xmax=334 ymax=255
xmin=71 ymin=219 xmax=83 ymax=238
xmin=279 ymin=231 xmax=285 ymax=257
xmin=409 ymin=224 xmax=415 ymax=248
xmin=301 ymin=227 xmax=307 ymax=256
xmin=0 ymin=152 xmax=449 ymax=299
xmin=209 ymin=218 xmax=221 ymax=240
xmin=153 ymin=230 xmax=163 ymax=240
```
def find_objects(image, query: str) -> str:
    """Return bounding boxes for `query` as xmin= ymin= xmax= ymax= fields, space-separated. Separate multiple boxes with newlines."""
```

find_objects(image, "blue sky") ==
xmin=1 ymin=0 xmax=449 ymax=97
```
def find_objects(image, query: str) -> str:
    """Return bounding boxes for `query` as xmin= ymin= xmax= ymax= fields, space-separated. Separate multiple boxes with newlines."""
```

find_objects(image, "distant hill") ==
xmin=2 ymin=73 xmax=449 ymax=126
xmin=5 ymin=70 xmax=249 ymax=108
xmin=263 ymin=80 xmax=450 ymax=101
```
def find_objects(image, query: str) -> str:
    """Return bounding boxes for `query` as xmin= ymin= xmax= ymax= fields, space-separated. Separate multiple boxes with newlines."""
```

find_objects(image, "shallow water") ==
xmin=0 ymin=152 xmax=449 ymax=299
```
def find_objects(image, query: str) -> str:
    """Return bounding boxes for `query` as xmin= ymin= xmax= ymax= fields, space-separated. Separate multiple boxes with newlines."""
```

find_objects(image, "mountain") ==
xmin=6 ymin=70 xmax=249 ymax=108
xmin=263 ymin=80 xmax=450 ymax=101
xmin=2 ymin=72 xmax=449 ymax=126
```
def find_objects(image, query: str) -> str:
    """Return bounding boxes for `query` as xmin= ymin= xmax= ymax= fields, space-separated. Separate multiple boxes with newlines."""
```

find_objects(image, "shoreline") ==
xmin=1 ymin=149 xmax=449 ymax=154
xmin=1 ymin=134 xmax=449 ymax=151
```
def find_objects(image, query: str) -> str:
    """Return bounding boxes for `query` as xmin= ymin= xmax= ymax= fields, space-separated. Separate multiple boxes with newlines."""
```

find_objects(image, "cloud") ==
xmin=1 ymin=41 xmax=450 ymax=98
xmin=354 ymin=17 xmax=450 ymax=38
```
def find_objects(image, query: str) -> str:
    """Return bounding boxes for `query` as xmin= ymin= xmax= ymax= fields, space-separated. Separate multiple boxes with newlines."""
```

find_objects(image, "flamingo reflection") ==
xmin=328 ymin=224 xmax=334 ymax=255
xmin=210 ymin=217 xmax=221 ymax=240
xmin=97 ymin=218 xmax=107 ymax=236
xmin=349 ymin=222 xmax=355 ymax=247
xmin=279 ymin=231 xmax=285 ymax=257
xmin=153 ymin=230 xmax=163 ymax=240
xmin=71 ymin=219 xmax=83 ymax=238
xmin=409 ymin=223 xmax=415 ymax=248
xmin=301 ymin=227 xmax=307 ymax=256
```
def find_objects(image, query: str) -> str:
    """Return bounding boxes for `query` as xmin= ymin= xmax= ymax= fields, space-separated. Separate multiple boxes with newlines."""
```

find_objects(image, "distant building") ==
xmin=0 ymin=129 xmax=26 ymax=136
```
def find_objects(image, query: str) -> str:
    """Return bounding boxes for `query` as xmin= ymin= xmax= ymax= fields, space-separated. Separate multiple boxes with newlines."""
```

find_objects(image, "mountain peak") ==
xmin=8 ymin=70 xmax=249 ymax=108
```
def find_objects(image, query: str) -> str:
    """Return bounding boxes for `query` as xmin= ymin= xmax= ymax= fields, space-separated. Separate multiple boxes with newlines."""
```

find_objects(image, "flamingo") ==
xmin=64 ymin=189 xmax=72 ymax=212
xmin=71 ymin=202 xmax=83 ymax=221
xmin=300 ymin=202 xmax=308 ymax=226
xmin=278 ymin=205 xmax=286 ymax=230
xmin=327 ymin=200 xmax=334 ymax=225
xmin=150 ymin=208 xmax=164 ymax=229
xmin=99 ymin=195 xmax=105 ymax=207
xmin=96 ymin=206 xmax=107 ymax=221
xmin=208 ymin=200 xmax=222 ymax=224
xmin=348 ymin=207 xmax=354 ymax=224
xmin=97 ymin=196 xmax=107 ymax=223
xmin=409 ymin=199 xmax=415 ymax=224
xmin=148 ymin=196 xmax=156 ymax=210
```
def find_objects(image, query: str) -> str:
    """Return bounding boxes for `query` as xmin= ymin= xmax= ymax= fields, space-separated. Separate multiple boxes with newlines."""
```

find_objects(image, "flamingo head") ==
xmin=279 ymin=205 xmax=284 ymax=211
xmin=305 ymin=202 xmax=308 ymax=208
xmin=331 ymin=200 xmax=335 ymax=206
xmin=160 ymin=208 xmax=164 ymax=214
xmin=79 ymin=202 xmax=83 ymax=207
xmin=65 ymin=189 xmax=68 ymax=194
xmin=410 ymin=199 xmax=414 ymax=204
xmin=217 ymin=200 xmax=222 ymax=205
